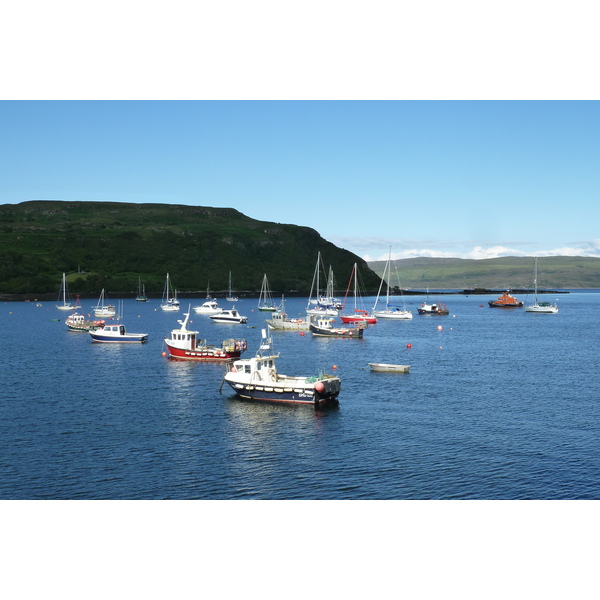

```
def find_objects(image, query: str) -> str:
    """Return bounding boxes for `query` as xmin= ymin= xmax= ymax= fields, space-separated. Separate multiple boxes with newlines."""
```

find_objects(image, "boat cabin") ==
xmin=229 ymin=354 xmax=279 ymax=383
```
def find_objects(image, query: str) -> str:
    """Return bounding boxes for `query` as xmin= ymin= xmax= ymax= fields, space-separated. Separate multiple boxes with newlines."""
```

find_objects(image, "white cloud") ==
xmin=362 ymin=243 xmax=600 ymax=262
xmin=331 ymin=236 xmax=600 ymax=262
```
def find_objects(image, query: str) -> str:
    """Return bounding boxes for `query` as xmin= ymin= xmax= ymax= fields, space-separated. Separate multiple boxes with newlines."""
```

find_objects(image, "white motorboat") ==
xmin=210 ymin=308 xmax=248 ymax=324
xmin=193 ymin=299 xmax=223 ymax=315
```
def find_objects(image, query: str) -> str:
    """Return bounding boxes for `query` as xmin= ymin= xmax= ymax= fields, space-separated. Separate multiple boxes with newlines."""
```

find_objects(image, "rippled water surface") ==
xmin=1 ymin=292 xmax=599 ymax=499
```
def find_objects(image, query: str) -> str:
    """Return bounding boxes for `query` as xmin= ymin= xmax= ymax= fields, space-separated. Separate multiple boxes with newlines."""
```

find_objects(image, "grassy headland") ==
xmin=0 ymin=200 xmax=380 ymax=297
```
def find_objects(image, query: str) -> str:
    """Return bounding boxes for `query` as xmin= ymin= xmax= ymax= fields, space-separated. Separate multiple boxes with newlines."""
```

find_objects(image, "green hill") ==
xmin=368 ymin=256 xmax=600 ymax=290
xmin=0 ymin=200 xmax=381 ymax=296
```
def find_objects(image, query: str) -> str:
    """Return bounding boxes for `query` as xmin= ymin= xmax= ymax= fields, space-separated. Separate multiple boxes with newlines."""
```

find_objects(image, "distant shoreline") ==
xmin=0 ymin=288 xmax=578 ymax=302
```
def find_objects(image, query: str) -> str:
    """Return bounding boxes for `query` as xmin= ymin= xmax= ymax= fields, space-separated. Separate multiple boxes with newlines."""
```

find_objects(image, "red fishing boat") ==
xmin=164 ymin=308 xmax=247 ymax=361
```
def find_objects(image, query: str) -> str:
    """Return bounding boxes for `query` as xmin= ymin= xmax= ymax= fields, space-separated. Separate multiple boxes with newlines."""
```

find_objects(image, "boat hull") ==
xmin=339 ymin=315 xmax=377 ymax=324
xmin=90 ymin=332 xmax=148 ymax=343
xmin=223 ymin=377 xmax=341 ymax=405
xmin=310 ymin=324 xmax=364 ymax=338
xmin=369 ymin=363 xmax=410 ymax=373
xmin=525 ymin=304 xmax=558 ymax=313
xmin=488 ymin=302 xmax=523 ymax=308
xmin=372 ymin=310 xmax=412 ymax=320
xmin=164 ymin=341 xmax=244 ymax=361
xmin=266 ymin=314 xmax=311 ymax=330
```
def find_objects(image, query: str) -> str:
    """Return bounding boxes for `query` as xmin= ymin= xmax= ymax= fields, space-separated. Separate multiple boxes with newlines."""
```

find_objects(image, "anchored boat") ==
xmin=222 ymin=329 xmax=341 ymax=406
xmin=368 ymin=363 xmax=410 ymax=373
xmin=210 ymin=308 xmax=248 ymax=324
xmin=488 ymin=290 xmax=524 ymax=308
xmin=164 ymin=308 xmax=247 ymax=361
xmin=89 ymin=323 xmax=148 ymax=343
xmin=66 ymin=313 xmax=105 ymax=332
xmin=309 ymin=316 xmax=366 ymax=338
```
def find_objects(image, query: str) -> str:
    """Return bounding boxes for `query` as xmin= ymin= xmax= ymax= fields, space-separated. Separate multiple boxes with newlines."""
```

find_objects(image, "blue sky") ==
xmin=1 ymin=3 xmax=599 ymax=262
xmin=1 ymin=100 xmax=598 ymax=261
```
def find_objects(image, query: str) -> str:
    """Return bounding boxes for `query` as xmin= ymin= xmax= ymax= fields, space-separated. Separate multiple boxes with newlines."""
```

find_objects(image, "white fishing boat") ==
xmin=309 ymin=316 xmax=366 ymax=338
xmin=160 ymin=273 xmax=180 ymax=311
xmin=417 ymin=291 xmax=449 ymax=315
xmin=368 ymin=363 xmax=410 ymax=373
xmin=226 ymin=271 xmax=239 ymax=302
xmin=265 ymin=296 xmax=311 ymax=330
xmin=372 ymin=249 xmax=413 ymax=320
xmin=89 ymin=323 xmax=149 ymax=343
xmin=257 ymin=274 xmax=277 ymax=311
xmin=93 ymin=289 xmax=116 ymax=317
xmin=66 ymin=312 xmax=105 ymax=332
xmin=222 ymin=328 xmax=341 ymax=406
xmin=89 ymin=301 xmax=148 ymax=343
xmin=210 ymin=308 xmax=248 ymax=324
xmin=525 ymin=257 xmax=558 ymax=313
xmin=56 ymin=273 xmax=77 ymax=311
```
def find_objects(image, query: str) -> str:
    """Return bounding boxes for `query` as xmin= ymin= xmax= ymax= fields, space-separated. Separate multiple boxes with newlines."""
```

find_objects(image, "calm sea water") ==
xmin=1 ymin=291 xmax=599 ymax=499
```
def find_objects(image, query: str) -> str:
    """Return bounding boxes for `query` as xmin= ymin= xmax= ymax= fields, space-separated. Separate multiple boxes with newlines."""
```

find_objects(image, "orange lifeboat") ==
xmin=488 ymin=290 xmax=524 ymax=308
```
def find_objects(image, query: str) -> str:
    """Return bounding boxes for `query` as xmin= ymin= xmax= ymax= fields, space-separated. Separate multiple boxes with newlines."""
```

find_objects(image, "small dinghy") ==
xmin=368 ymin=363 xmax=410 ymax=373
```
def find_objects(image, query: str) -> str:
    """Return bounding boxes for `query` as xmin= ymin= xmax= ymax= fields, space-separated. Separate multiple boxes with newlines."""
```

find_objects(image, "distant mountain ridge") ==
xmin=367 ymin=256 xmax=600 ymax=289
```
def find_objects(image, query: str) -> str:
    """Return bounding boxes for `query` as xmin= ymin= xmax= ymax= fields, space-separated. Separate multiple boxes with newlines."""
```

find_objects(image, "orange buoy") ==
xmin=315 ymin=382 xmax=325 ymax=393
xmin=162 ymin=351 xmax=167 ymax=357
xmin=406 ymin=343 xmax=412 ymax=349
xmin=332 ymin=365 xmax=337 ymax=370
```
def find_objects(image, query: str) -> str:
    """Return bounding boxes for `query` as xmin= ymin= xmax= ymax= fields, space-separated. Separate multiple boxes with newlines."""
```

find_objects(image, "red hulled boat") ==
xmin=164 ymin=308 xmax=247 ymax=361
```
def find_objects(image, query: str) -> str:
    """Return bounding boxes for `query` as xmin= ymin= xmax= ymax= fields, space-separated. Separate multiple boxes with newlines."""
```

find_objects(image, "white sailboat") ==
xmin=257 ymin=274 xmax=277 ymax=311
xmin=372 ymin=249 xmax=412 ymax=319
xmin=93 ymin=289 xmax=116 ymax=317
xmin=56 ymin=272 xmax=77 ymax=311
xmin=525 ymin=257 xmax=558 ymax=313
xmin=160 ymin=273 xmax=180 ymax=312
xmin=306 ymin=252 xmax=339 ymax=316
xmin=339 ymin=263 xmax=377 ymax=324
xmin=226 ymin=271 xmax=239 ymax=302
xmin=135 ymin=277 xmax=148 ymax=302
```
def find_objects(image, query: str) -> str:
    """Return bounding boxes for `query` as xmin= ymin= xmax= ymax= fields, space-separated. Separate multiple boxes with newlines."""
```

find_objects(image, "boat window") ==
xmin=257 ymin=362 xmax=262 ymax=370
xmin=245 ymin=365 xmax=251 ymax=374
